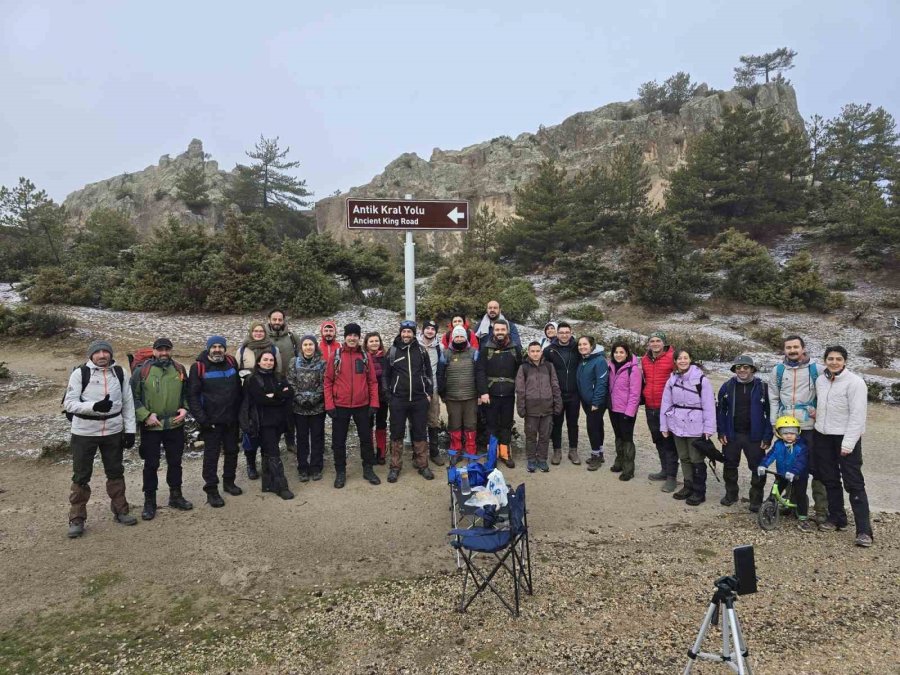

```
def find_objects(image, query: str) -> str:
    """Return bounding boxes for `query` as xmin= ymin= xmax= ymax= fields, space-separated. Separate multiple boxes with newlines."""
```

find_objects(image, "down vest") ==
xmin=641 ymin=347 xmax=674 ymax=410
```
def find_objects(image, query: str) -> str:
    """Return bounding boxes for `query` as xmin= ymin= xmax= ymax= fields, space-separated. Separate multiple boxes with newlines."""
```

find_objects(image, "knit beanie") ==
xmin=451 ymin=326 xmax=467 ymax=340
xmin=86 ymin=340 xmax=114 ymax=360
xmin=206 ymin=335 xmax=227 ymax=350
xmin=344 ymin=322 xmax=362 ymax=337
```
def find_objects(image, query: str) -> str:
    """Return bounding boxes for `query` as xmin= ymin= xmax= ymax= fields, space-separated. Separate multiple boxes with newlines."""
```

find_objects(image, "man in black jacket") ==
xmin=476 ymin=319 xmax=523 ymax=468
xmin=383 ymin=320 xmax=435 ymax=483
xmin=187 ymin=336 xmax=244 ymax=507
xmin=543 ymin=321 xmax=582 ymax=465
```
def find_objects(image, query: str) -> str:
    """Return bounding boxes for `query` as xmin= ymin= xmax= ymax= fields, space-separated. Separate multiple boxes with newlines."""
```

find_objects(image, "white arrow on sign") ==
xmin=447 ymin=207 xmax=464 ymax=224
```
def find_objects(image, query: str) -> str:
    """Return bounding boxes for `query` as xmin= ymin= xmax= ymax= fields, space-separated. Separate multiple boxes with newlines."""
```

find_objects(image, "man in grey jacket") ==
xmin=813 ymin=345 xmax=872 ymax=547
xmin=63 ymin=340 xmax=138 ymax=538
xmin=769 ymin=335 xmax=827 ymax=519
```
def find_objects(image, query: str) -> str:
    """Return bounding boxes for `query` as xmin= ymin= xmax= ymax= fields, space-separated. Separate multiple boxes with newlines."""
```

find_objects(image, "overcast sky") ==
xmin=2 ymin=0 xmax=898 ymax=204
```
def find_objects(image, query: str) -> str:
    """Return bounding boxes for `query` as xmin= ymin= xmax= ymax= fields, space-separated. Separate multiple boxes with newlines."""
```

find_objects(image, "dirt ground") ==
xmin=1 ymin=320 xmax=898 ymax=674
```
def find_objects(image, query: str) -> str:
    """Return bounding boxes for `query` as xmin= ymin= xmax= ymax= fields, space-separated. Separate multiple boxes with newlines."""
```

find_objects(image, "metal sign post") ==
xmin=404 ymin=195 xmax=415 ymax=320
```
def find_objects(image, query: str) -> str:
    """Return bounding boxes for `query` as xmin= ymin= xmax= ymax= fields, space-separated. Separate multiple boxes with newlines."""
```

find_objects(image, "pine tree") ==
xmin=73 ymin=208 xmax=138 ymax=261
xmin=0 ymin=177 xmax=64 ymax=268
xmin=734 ymin=48 xmax=797 ymax=86
xmin=175 ymin=163 xmax=211 ymax=212
xmin=819 ymin=104 xmax=898 ymax=193
xmin=463 ymin=204 xmax=501 ymax=257
xmin=623 ymin=218 xmax=702 ymax=308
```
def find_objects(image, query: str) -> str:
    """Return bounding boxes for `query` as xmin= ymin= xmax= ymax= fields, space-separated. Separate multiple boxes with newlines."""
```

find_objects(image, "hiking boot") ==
xmin=206 ymin=489 xmax=225 ymax=508
xmin=168 ymin=488 xmax=193 ymax=511
xmin=538 ymin=461 xmax=550 ymax=473
xmin=246 ymin=460 xmax=259 ymax=481
xmin=141 ymin=492 xmax=157 ymax=521
xmin=673 ymin=485 xmax=692 ymax=500
xmin=363 ymin=465 xmax=381 ymax=485
xmin=720 ymin=488 xmax=739 ymax=507
xmin=430 ymin=452 xmax=445 ymax=467
xmin=610 ymin=462 xmax=623 ymax=473
xmin=586 ymin=454 xmax=603 ymax=471
xmin=279 ymin=489 xmax=295 ymax=500
xmin=618 ymin=472 xmax=633 ymax=482
xmin=333 ymin=472 xmax=346 ymax=489
xmin=811 ymin=510 xmax=828 ymax=525
xmin=67 ymin=520 xmax=85 ymax=538
xmin=223 ymin=481 xmax=243 ymax=496
xmin=797 ymin=519 xmax=816 ymax=534
xmin=648 ymin=471 xmax=668 ymax=481
xmin=418 ymin=466 xmax=435 ymax=481
xmin=503 ymin=456 xmax=516 ymax=469
xmin=297 ymin=469 xmax=310 ymax=482
xmin=819 ymin=520 xmax=847 ymax=532
xmin=662 ymin=477 xmax=677 ymax=493
xmin=311 ymin=471 xmax=323 ymax=482
xmin=551 ymin=448 xmax=562 ymax=465
xmin=114 ymin=512 xmax=138 ymax=526
xmin=527 ymin=461 xmax=536 ymax=473
xmin=855 ymin=533 xmax=873 ymax=548
xmin=568 ymin=448 xmax=581 ymax=465
xmin=387 ymin=468 xmax=400 ymax=483
xmin=686 ymin=493 xmax=705 ymax=506
xmin=748 ymin=502 xmax=762 ymax=514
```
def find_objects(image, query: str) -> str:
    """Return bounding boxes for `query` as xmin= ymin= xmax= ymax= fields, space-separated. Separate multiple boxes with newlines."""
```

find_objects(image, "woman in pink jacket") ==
xmin=660 ymin=349 xmax=717 ymax=506
xmin=606 ymin=342 xmax=642 ymax=481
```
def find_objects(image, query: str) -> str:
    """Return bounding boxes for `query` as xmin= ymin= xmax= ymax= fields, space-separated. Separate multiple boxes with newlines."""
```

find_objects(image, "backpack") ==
xmin=335 ymin=346 xmax=368 ymax=375
xmin=61 ymin=364 xmax=125 ymax=422
xmin=196 ymin=354 xmax=238 ymax=380
xmin=775 ymin=362 xmax=818 ymax=390
xmin=130 ymin=347 xmax=187 ymax=382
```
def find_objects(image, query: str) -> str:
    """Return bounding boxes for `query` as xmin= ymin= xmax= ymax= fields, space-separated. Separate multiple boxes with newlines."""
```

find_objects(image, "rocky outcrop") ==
xmin=316 ymin=83 xmax=803 ymax=254
xmin=63 ymin=139 xmax=231 ymax=235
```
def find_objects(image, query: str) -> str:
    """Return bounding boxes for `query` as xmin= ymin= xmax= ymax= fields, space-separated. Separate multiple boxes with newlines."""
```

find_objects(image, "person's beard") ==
xmin=494 ymin=334 xmax=508 ymax=346
xmin=209 ymin=353 xmax=225 ymax=363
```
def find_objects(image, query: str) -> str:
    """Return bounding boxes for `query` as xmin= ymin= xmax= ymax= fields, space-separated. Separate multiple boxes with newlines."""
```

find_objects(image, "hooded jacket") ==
xmin=576 ymin=345 xmax=609 ymax=408
xmin=769 ymin=357 xmax=819 ymax=430
xmin=515 ymin=357 xmax=562 ymax=417
xmin=131 ymin=358 xmax=188 ymax=430
xmin=544 ymin=338 xmax=580 ymax=401
xmin=716 ymin=376 xmax=773 ymax=444
xmin=383 ymin=335 xmax=433 ymax=402
xmin=759 ymin=437 xmax=809 ymax=479
xmin=814 ymin=368 xmax=867 ymax=450
xmin=63 ymin=360 xmax=137 ymax=437
xmin=187 ymin=350 xmax=242 ymax=426
xmin=475 ymin=337 xmax=523 ymax=398
xmin=660 ymin=365 xmax=716 ymax=438
xmin=607 ymin=355 xmax=642 ymax=417
xmin=324 ymin=344 xmax=379 ymax=410
xmin=318 ymin=321 xmax=340 ymax=362
xmin=641 ymin=346 xmax=674 ymax=410
xmin=287 ymin=348 xmax=326 ymax=415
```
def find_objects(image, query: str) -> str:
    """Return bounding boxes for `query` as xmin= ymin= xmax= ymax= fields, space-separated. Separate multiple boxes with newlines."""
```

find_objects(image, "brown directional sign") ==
xmin=346 ymin=199 xmax=469 ymax=230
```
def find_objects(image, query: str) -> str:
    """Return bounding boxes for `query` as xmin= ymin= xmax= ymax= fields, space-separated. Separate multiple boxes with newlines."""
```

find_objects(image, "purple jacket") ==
xmin=660 ymin=365 xmax=716 ymax=438
xmin=607 ymin=355 xmax=642 ymax=417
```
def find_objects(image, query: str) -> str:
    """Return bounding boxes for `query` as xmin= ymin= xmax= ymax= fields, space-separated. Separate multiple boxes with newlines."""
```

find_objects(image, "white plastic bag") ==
xmin=486 ymin=468 xmax=509 ymax=507
xmin=464 ymin=486 xmax=499 ymax=509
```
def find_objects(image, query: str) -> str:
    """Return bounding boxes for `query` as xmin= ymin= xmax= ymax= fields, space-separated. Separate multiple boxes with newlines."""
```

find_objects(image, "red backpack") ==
xmin=128 ymin=347 xmax=187 ymax=381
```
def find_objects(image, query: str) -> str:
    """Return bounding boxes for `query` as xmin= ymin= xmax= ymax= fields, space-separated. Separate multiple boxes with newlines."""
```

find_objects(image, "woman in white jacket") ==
xmin=813 ymin=345 xmax=872 ymax=547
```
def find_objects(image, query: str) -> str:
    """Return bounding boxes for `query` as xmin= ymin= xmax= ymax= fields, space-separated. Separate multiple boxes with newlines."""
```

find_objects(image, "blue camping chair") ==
xmin=448 ymin=482 xmax=533 ymax=617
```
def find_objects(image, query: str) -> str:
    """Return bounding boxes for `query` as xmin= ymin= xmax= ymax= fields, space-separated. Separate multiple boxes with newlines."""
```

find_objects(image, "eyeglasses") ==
xmin=735 ymin=365 xmax=753 ymax=370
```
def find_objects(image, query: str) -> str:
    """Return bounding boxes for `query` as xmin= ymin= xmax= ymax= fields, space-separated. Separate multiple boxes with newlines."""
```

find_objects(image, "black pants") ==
xmin=484 ymin=395 xmax=515 ymax=445
xmin=723 ymin=432 xmax=765 ymax=471
xmin=581 ymin=403 xmax=605 ymax=451
xmin=141 ymin=427 xmax=185 ymax=493
xmin=645 ymin=408 xmax=679 ymax=477
xmin=331 ymin=406 xmax=375 ymax=471
xmin=259 ymin=425 xmax=289 ymax=493
xmin=370 ymin=403 xmax=388 ymax=431
xmin=813 ymin=431 xmax=872 ymax=536
xmin=295 ymin=412 xmax=326 ymax=473
xmin=201 ymin=423 xmax=239 ymax=488
xmin=71 ymin=433 xmax=125 ymax=486
xmin=776 ymin=475 xmax=809 ymax=518
xmin=283 ymin=413 xmax=296 ymax=449
xmin=609 ymin=411 xmax=636 ymax=443
xmin=551 ymin=396 xmax=581 ymax=450
xmin=390 ymin=397 xmax=428 ymax=442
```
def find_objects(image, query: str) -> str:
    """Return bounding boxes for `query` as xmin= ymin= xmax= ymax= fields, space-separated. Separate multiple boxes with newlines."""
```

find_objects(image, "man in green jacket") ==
xmin=266 ymin=308 xmax=299 ymax=454
xmin=131 ymin=337 xmax=193 ymax=519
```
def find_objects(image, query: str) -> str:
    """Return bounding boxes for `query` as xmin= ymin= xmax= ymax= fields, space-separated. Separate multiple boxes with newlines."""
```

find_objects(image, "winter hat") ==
xmin=344 ymin=322 xmax=362 ymax=337
xmin=730 ymin=355 xmax=756 ymax=372
xmin=206 ymin=335 xmax=227 ymax=350
xmin=544 ymin=321 xmax=558 ymax=334
xmin=86 ymin=340 xmax=114 ymax=359
xmin=300 ymin=333 xmax=317 ymax=346
xmin=648 ymin=331 xmax=667 ymax=343
xmin=153 ymin=337 xmax=173 ymax=349
xmin=451 ymin=326 xmax=467 ymax=340
xmin=423 ymin=319 xmax=438 ymax=331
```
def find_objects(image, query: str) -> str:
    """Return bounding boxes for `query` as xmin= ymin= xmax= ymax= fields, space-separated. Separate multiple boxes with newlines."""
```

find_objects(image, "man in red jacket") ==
xmin=319 ymin=320 xmax=339 ymax=362
xmin=324 ymin=322 xmax=381 ymax=488
xmin=641 ymin=331 xmax=679 ymax=492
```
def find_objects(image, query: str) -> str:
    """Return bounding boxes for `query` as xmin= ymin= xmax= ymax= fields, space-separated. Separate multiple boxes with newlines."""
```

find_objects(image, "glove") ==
xmin=785 ymin=472 xmax=795 ymax=481
xmin=756 ymin=466 xmax=766 ymax=476
xmin=92 ymin=395 xmax=113 ymax=413
xmin=122 ymin=433 xmax=135 ymax=449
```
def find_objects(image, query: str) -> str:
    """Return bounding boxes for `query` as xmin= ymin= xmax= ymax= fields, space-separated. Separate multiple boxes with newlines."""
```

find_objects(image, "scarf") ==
xmin=245 ymin=322 xmax=274 ymax=352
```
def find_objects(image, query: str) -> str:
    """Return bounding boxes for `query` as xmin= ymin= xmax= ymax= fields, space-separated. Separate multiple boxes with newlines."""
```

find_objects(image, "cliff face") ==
xmin=315 ymin=82 xmax=803 ymax=254
xmin=63 ymin=139 xmax=231 ymax=234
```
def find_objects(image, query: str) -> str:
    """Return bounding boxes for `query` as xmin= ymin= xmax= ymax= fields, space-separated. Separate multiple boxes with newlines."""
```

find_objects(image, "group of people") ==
xmin=62 ymin=304 xmax=874 ymax=548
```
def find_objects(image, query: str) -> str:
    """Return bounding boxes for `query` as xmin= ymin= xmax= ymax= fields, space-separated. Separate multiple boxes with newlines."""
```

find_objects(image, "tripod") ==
xmin=684 ymin=576 xmax=753 ymax=675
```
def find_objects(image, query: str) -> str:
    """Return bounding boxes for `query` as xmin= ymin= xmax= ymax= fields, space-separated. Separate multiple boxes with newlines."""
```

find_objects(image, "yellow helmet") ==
xmin=774 ymin=415 xmax=801 ymax=438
